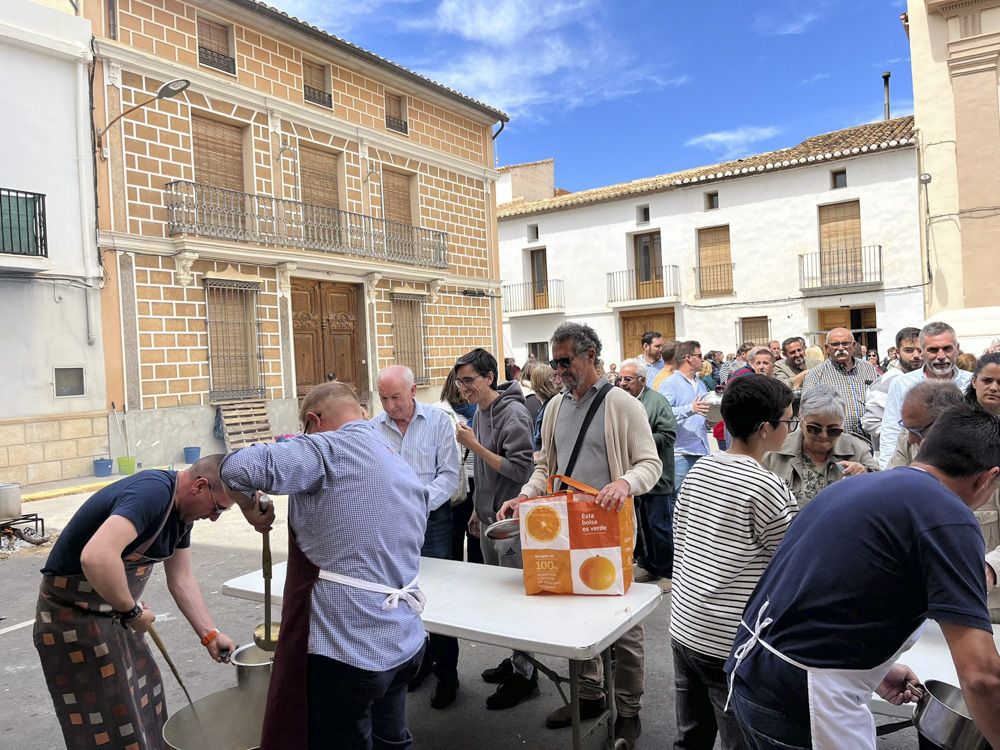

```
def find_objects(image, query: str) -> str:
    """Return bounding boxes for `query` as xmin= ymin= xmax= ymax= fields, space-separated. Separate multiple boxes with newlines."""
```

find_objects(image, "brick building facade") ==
xmin=80 ymin=0 xmax=506 ymax=467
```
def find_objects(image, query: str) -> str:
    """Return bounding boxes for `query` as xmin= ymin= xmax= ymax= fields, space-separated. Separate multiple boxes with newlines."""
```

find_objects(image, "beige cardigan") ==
xmin=520 ymin=385 xmax=662 ymax=498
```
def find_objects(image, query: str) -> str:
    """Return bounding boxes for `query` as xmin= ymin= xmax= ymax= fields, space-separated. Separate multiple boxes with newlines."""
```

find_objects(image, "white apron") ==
xmin=728 ymin=600 xmax=924 ymax=750
xmin=317 ymin=568 xmax=426 ymax=613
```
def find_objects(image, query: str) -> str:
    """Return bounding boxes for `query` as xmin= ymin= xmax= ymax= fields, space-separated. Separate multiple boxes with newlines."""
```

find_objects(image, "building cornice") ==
xmin=94 ymin=39 xmax=501 ymax=184
xmin=948 ymin=30 xmax=1000 ymax=75
xmin=97 ymin=230 xmax=500 ymax=289
xmin=0 ymin=16 xmax=91 ymax=63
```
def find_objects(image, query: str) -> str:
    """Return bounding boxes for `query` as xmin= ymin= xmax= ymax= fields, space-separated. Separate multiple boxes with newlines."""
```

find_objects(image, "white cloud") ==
xmin=412 ymin=0 xmax=590 ymax=47
xmin=798 ymin=72 xmax=830 ymax=86
xmin=754 ymin=7 xmax=821 ymax=36
xmin=685 ymin=126 xmax=782 ymax=159
xmin=271 ymin=0 xmax=411 ymax=35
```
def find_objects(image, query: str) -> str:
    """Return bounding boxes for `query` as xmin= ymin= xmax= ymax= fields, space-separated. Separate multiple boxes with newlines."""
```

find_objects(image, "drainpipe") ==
xmin=77 ymin=50 xmax=99 ymax=345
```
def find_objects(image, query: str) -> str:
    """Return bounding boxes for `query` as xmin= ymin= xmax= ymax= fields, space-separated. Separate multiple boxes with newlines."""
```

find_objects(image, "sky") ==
xmin=274 ymin=0 xmax=914 ymax=193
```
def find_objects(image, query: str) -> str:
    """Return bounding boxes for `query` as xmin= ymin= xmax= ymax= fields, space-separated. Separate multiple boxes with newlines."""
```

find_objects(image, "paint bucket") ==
xmin=183 ymin=446 xmax=201 ymax=464
xmin=117 ymin=456 xmax=137 ymax=475
xmin=93 ymin=458 xmax=113 ymax=477
xmin=0 ymin=483 xmax=21 ymax=520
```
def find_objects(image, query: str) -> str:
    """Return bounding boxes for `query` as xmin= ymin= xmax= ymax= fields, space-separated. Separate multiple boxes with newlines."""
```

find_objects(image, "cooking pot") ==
xmin=231 ymin=643 xmax=273 ymax=696
xmin=912 ymin=679 xmax=990 ymax=750
xmin=485 ymin=518 xmax=520 ymax=541
xmin=703 ymin=390 xmax=723 ymax=424
xmin=162 ymin=685 xmax=264 ymax=750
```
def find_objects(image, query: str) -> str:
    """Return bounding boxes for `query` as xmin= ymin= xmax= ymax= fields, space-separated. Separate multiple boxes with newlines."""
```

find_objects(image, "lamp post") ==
xmin=95 ymin=78 xmax=190 ymax=159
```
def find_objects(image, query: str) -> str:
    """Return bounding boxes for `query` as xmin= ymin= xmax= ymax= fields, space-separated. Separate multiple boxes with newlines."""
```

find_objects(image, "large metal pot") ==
xmin=912 ymin=679 xmax=990 ymax=750
xmin=162 ymin=686 xmax=264 ymax=750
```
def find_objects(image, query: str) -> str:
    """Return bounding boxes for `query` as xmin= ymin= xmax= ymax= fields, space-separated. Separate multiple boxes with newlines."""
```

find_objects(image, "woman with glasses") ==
xmin=764 ymin=385 xmax=878 ymax=508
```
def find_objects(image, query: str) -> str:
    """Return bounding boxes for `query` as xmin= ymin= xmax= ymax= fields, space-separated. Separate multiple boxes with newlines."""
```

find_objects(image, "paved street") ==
xmin=1 ymin=492 xmax=923 ymax=749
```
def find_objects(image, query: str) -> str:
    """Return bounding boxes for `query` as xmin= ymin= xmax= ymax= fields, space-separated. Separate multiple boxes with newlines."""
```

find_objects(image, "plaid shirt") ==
xmin=802 ymin=358 xmax=880 ymax=441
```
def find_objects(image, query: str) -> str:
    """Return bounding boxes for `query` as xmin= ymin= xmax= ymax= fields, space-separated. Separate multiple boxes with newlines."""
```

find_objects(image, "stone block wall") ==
xmin=0 ymin=414 xmax=110 ymax=486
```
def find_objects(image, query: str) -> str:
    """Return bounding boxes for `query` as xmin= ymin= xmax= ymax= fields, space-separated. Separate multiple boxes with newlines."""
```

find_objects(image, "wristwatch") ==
xmin=115 ymin=603 xmax=143 ymax=629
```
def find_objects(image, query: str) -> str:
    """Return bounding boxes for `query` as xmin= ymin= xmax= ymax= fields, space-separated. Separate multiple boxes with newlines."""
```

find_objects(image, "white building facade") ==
xmin=0 ymin=2 xmax=108 ymax=485
xmin=498 ymin=118 xmax=925 ymax=366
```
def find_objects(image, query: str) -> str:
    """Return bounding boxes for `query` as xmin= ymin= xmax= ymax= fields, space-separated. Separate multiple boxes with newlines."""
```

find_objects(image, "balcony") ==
xmin=607 ymin=265 xmax=680 ymax=305
xmin=0 ymin=188 xmax=48 ymax=270
xmin=198 ymin=46 xmax=236 ymax=74
xmin=165 ymin=181 xmax=448 ymax=269
xmin=694 ymin=263 xmax=734 ymax=297
xmin=502 ymin=279 xmax=565 ymax=314
xmin=304 ymin=85 xmax=332 ymax=108
xmin=385 ymin=115 xmax=409 ymax=134
xmin=799 ymin=245 xmax=883 ymax=295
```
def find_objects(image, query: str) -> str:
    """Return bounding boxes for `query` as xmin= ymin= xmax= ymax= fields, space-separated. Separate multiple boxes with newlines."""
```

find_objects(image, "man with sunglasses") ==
xmin=34 ymin=456 xmax=267 ymax=749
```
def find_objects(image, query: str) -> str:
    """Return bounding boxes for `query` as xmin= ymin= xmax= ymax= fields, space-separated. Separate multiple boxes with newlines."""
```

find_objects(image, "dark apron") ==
xmin=259 ymin=529 xmax=318 ymax=750
xmin=34 ymin=502 xmax=176 ymax=750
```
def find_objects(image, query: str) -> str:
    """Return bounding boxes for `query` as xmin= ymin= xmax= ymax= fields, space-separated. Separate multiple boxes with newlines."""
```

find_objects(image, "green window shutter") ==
xmin=1 ymin=194 xmax=38 ymax=255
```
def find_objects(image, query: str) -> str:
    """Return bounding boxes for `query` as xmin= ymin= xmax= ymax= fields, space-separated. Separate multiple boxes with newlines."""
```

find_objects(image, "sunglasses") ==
xmin=804 ymin=423 xmax=845 ymax=438
xmin=549 ymin=354 xmax=578 ymax=370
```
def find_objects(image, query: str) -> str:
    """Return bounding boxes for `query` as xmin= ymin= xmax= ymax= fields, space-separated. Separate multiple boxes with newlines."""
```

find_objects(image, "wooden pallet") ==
xmin=217 ymin=399 xmax=273 ymax=451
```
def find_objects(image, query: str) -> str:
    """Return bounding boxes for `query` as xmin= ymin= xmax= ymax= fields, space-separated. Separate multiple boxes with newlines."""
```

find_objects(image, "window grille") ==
xmin=205 ymin=279 xmax=265 ymax=401
xmin=303 ymin=60 xmax=332 ymax=107
xmin=385 ymin=92 xmax=408 ymax=133
xmin=739 ymin=316 xmax=771 ymax=346
xmin=197 ymin=17 xmax=235 ymax=74
xmin=391 ymin=294 xmax=429 ymax=384
xmin=0 ymin=189 xmax=46 ymax=257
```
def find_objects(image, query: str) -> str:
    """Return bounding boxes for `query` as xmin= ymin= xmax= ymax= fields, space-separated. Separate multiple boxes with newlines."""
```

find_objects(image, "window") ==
xmin=191 ymin=116 xmax=244 ymax=192
xmin=696 ymin=225 xmax=733 ymax=296
xmin=740 ymin=316 xmax=771 ymax=345
xmin=0 ymin=188 xmax=46 ymax=257
xmin=530 ymin=248 xmax=548 ymax=308
xmin=385 ymin=92 xmax=408 ymax=134
xmin=633 ymin=231 xmax=663 ymax=299
xmin=818 ymin=200 xmax=862 ymax=286
xmin=636 ymin=205 xmax=650 ymax=223
xmin=831 ymin=169 xmax=848 ymax=189
xmin=705 ymin=191 xmax=719 ymax=210
xmin=527 ymin=223 xmax=539 ymax=241
xmin=54 ymin=367 xmax=85 ymax=398
xmin=197 ymin=17 xmax=235 ymax=74
xmin=300 ymin=146 xmax=340 ymax=209
xmin=302 ymin=60 xmax=332 ymax=108
xmin=391 ymin=294 xmax=429 ymax=383
xmin=528 ymin=342 xmax=549 ymax=363
xmin=381 ymin=170 xmax=413 ymax=225
xmin=205 ymin=279 xmax=265 ymax=401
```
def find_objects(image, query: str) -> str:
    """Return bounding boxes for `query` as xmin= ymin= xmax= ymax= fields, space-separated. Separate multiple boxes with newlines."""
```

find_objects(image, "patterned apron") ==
xmin=34 ymin=503 xmax=175 ymax=750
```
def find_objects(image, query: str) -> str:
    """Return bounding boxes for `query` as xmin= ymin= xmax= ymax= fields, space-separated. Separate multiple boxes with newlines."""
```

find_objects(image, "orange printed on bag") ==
xmin=520 ymin=475 xmax=635 ymax=596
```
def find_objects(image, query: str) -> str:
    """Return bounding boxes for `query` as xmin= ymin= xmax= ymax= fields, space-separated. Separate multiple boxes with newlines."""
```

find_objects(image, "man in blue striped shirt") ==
xmin=374 ymin=365 xmax=460 ymax=708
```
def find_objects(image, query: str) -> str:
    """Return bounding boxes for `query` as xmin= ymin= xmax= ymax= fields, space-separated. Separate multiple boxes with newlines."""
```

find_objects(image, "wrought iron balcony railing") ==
xmin=799 ymin=245 xmax=883 ymax=291
xmin=694 ymin=262 xmax=734 ymax=297
xmin=165 ymin=181 xmax=448 ymax=269
xmin=607 ymin=265 xmax=680 ymax=303
xmin=385 ymin=115 xmax=409 ymax=134
xmin=502 ymin=279 xmax=565 ymax=313
xmin=198 ymin=46 xmax=236 ymax=74
xmin=0 ymin=188 xmax=47 ymax=257
xmin=304 ymin=85 xmax=332 ymax=108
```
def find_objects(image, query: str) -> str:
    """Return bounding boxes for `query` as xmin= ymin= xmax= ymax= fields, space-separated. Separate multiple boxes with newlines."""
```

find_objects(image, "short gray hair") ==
xmin=919 ymin=321 xmax=957 ymax=347
xmin=376 ymin=365 xmax=414 ymax=388
xmin=799 ymin=384 xmax=845 ymax=421
xmin=551 ymin=321 xmax=602 ymax=358
xmin=619 ymin=358 xmax=646 ymax=377
xmin=904 ymin=379 xmax=964 ymax=419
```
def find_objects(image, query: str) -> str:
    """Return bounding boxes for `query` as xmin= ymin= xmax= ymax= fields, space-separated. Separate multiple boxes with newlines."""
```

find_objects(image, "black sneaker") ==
xmin=481 ymin=656 xmax=514 ymax=684
xmin=430 ymin=672 xmax=459 ymax=709
xmin=485 ymin=672 xmax=539 ymax=710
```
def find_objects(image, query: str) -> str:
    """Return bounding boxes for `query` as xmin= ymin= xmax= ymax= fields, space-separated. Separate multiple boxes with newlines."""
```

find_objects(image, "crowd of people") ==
xmin=30 ymin=319 xmax=1000 ymax=750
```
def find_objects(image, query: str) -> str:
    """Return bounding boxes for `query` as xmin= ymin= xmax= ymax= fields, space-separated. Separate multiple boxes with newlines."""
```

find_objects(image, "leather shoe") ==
xmin=430 ymin=673 xmax=459 ymax=709
xmin=545 ymin=697 xmax=605 ymax=728
xmin=407 ymin=650 xmax=434 ymax=692
xmin=481 ymin=656 xmax=514 ymax=684
xmin=485 ymin=672 xmax=539 ymax=710
xmin=615 ymin=714 xmax=642 ymax=748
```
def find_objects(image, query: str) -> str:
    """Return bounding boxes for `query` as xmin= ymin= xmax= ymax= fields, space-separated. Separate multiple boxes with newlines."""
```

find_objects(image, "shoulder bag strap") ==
xmin=560 ymin=382 xmax=614 ymax=489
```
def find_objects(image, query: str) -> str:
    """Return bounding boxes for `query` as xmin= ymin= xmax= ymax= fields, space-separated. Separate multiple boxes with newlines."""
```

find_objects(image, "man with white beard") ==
xmin=878 ymin=321 xmax=972 ymax=469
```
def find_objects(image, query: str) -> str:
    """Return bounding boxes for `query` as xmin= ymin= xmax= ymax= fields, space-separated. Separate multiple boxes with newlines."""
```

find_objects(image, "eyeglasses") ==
xmin=549 ymin=354 xmax=579 ymax=370
xmin=803 ymin=423 xmax=845 ymax=438
xmin=207 ymin=484 xmax=229 ymax=515
xmin=828 ymin=342 xmax=854 ymax=351
xmin=899 ymin=418 xmax=934 ymax=440
xmin=456 ymin=374 xmax=483 ymax=387
xmin=619 ymin=375 xmax=642 ymax=384
xmin=754 ymin=417 xmax=799 ymax=433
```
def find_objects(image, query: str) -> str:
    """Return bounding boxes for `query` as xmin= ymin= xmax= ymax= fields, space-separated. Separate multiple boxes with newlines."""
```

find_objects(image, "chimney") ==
xmin=882 ymin=71 xmax=891 ymax=121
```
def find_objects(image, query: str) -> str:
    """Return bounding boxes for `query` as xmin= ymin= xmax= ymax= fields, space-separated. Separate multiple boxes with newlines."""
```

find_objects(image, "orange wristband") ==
xmin=200 ymin=628 xmax=219 ymax=646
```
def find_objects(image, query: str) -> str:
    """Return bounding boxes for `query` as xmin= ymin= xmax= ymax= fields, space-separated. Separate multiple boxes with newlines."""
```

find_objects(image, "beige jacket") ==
xmin=762 ymin=431 xmax=878 ymax=509
xmin=520 ymin=385 xmax=662 ymax=499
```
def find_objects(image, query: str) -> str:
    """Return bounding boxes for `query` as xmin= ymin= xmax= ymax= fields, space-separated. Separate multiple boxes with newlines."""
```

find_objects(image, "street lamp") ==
xmin=95 ymin=78 xmax=190 ymax=157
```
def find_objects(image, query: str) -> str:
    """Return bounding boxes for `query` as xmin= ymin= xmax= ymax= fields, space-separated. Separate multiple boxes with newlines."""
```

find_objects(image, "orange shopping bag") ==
xmin=520 ymin=475 xmax=635 ymax=596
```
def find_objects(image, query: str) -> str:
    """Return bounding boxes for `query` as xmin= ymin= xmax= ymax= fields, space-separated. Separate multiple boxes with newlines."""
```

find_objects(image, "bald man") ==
xmin=801 ymin=327 xmax=880 ymax=442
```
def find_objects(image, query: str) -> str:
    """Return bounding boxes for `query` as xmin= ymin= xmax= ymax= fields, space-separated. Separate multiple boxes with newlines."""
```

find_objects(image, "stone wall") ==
xmin=0 ymin=413 xmax=109 ymax=485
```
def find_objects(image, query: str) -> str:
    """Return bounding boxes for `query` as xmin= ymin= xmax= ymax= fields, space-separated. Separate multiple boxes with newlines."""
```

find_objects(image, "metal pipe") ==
xmin=882 ymin=71 xmax=891 ymax=121
xmin=77 ymin=49 xmax=99 ymax=345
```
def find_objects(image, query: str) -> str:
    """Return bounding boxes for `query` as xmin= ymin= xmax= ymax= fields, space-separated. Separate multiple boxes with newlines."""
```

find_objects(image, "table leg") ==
xmin=603 ymin=647 xmax=619 ymax=750
xmin=570 ymin=659 xmax=582 ymax=750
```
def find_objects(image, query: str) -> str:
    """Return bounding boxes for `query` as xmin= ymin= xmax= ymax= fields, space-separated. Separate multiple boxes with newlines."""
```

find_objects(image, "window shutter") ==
xmin=192 ymin=116 xmax=244 ymax=192
xmin=197 ymin=17 xmax=229 ymax=55
xmin=299 ymin=147 xmax=340 ymax=209
xmin=205 ymin=280 xmax=264 ymax=400
xmin=385 ymin=92 xmax=403 ymax=120
xmin=382 ymin=170 xmax=412 ymax=225
xmin=303 ymin=60 xmax=327 ymax=92
xmin=818 ymin=201 xmax=862 ymax=285
xmin=697 ymin=226 xmax=731 ymax=267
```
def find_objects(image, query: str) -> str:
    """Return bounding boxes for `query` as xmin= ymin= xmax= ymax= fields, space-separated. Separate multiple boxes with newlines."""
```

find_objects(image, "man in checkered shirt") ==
xmin=221 ymin=382 xmax=429 ymax=750
xmin=801 ymin=327 xmax=880 ymax=443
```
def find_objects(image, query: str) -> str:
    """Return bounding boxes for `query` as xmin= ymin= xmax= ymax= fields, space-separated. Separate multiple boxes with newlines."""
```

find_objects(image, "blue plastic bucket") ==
xmin=183 ymin=446 xmax=201 ymax=464
xmin=93 ymin=458 xmax=113 ymax=477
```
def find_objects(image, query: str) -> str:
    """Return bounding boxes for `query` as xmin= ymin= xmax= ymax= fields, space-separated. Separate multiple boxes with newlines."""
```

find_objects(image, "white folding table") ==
xmin=223 ymin=557 xmax=663 ymax=750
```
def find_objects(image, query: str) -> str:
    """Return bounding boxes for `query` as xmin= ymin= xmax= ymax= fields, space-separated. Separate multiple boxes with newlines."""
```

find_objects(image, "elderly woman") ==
xmin=763 ymin=384 xmax=877 ymax=508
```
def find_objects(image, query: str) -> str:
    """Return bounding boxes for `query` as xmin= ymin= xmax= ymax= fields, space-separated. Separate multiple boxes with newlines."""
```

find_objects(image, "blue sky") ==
xmin=277 ymin=0 xmax=913 ymax=192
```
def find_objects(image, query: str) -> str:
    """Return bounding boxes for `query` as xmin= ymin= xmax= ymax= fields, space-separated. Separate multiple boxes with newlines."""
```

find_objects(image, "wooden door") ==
xmin=633 ymin=232 xmax=663 ymax=299
xmin=291 ymin=279 xmax=364 ymax=402
xmin=620 ymin=308 xmax=676 ymax=360
xmin=818 ymin=308 xmax=851 ymax=333
xmin=530 ymin=248 xmax=548 ymax=309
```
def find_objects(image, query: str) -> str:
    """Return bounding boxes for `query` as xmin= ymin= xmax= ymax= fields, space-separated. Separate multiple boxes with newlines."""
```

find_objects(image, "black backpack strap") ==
xmin=560 ymin=382 xmax=614 ymax=488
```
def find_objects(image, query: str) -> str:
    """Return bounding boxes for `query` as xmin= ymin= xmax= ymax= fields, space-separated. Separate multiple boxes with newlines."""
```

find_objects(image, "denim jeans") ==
xmin=671 ymin=639 xmax=747 ymax=750
xmin=306 ymin=645 xmax=424 ymax=749
xmin=421 ymin=505 xmax=458 ymax=674
xmin=637 ymin=492 xmax=673 ymax=578
xmin=730 ymin=681 xmax=810 ymax=750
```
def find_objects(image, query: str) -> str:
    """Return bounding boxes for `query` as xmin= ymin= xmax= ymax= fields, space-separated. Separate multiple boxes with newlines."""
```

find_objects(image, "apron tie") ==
xmin=317 ymin=570 xmax=426 ymax=614
xmin=725 ymin=599 xmax=773 ymax=711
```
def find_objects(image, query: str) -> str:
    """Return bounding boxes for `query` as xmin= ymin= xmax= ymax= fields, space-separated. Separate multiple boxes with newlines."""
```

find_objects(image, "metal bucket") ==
xmin=0 ymin=483 xmax=21 ymax=520
xmin=162 ymin=686 xmax=264 ymax=750
xmin=912 ymin=680 xmax=989 ymax=750
xmin=231 ymin=643 xmax=273 ymax=696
